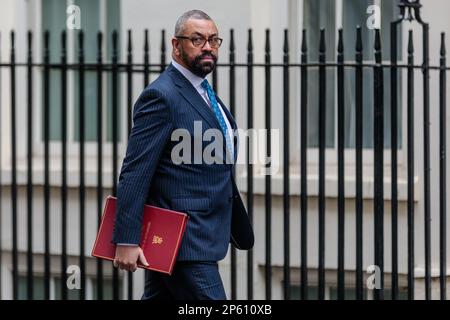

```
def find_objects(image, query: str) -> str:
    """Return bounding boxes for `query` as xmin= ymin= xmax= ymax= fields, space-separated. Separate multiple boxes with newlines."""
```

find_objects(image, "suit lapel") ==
xmin=168 ymin=63 xmax=238 ymax=163
xmin=168 ymin=64 xmax=221 ymax=130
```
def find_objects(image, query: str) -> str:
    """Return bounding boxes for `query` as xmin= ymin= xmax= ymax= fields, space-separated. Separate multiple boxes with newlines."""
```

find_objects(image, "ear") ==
xmin=171 ymin=37 xmax=180 ymax=56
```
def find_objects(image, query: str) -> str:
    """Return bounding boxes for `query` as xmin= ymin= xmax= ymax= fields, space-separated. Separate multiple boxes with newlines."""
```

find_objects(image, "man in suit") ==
xmin=112 ymin=10 xmax=254 ymax=300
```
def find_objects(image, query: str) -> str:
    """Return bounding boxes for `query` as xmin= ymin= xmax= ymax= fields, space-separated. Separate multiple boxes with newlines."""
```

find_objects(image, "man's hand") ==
xmin=113 ymin=245 xmax=149 ymax=272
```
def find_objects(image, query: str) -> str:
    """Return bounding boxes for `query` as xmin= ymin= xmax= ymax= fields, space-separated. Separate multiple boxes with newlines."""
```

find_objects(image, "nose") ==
xmin=202 ymin=40 xmax=213 ymax=51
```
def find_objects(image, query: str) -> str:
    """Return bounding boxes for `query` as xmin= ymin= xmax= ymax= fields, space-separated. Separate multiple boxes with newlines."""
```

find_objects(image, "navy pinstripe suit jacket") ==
xmin=112 ymin=63 xmax=254 ymax=261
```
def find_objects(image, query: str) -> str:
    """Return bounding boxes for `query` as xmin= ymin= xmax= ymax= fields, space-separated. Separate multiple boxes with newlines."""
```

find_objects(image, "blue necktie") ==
xmin=201 ymin=79 xmax=234 ymax=161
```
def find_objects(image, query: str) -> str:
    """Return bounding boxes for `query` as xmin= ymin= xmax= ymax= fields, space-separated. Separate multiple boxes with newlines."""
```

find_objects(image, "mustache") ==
xmin=196 ymin=53 xmax=217 ymax=62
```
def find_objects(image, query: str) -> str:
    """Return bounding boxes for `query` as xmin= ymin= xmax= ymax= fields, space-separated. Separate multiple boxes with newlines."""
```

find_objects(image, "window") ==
xmin=303 ymin=0 xmax=336 ymax=148
xmin=329 ymin=286 xmax=366 ymax=300
xmin=289 ymin=285 xmax=320 ymax=300
xmin=383 ymin=287 xmax=409 ymax=300
xmin=54 ymin=277 xmax=81 ymax=300
xmin=18 ymin=276 xmax=46 ymax=300
xmin=91 ymin=277 xmax=123 ymax=300
xmin=40 ymin=0 xmax=121 ymax=145
xmin=302 ymin=0 xmax=402 ymax=149
xmin=289 ymin=284 xmax=407 ymax=300
xmin=329 ymin=286 xmax=409 ymax=300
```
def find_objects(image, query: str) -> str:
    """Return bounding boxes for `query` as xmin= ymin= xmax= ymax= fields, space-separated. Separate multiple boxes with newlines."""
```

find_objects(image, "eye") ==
xmin=192 ymin=37 xmax=203 ymax=45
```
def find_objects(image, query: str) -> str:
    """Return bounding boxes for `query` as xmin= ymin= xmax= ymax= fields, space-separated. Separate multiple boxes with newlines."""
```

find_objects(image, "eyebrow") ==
xmin=191 ymin=32 xmax=218 ymax=38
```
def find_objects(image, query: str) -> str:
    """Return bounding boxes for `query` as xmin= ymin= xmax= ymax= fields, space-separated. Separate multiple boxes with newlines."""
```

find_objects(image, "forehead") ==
xmin=183 ymin=18 xmax=218 ymax=36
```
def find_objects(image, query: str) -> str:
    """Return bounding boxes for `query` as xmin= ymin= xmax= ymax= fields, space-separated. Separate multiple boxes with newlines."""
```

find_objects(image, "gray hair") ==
xmin=174 ymin=10 xmax=212 ymax=36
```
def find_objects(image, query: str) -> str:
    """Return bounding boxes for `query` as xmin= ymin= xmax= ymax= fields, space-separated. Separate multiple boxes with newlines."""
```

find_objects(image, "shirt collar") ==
xmin=171 ymin=59 xmax=206 ymax=91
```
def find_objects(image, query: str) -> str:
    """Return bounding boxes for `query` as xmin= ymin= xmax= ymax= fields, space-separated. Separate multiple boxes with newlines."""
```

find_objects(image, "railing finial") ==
xmin=398 ymin=0 xmax=423 ymax=22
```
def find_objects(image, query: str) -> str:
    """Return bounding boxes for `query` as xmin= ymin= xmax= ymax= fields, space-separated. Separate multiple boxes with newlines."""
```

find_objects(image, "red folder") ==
xmin=91 ymin=195 xmax=189 ymax=275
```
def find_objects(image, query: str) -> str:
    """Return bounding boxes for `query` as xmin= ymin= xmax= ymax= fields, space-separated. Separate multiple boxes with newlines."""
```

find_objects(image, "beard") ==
xmin=181 ymin=50 xmax=217 ymax=78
